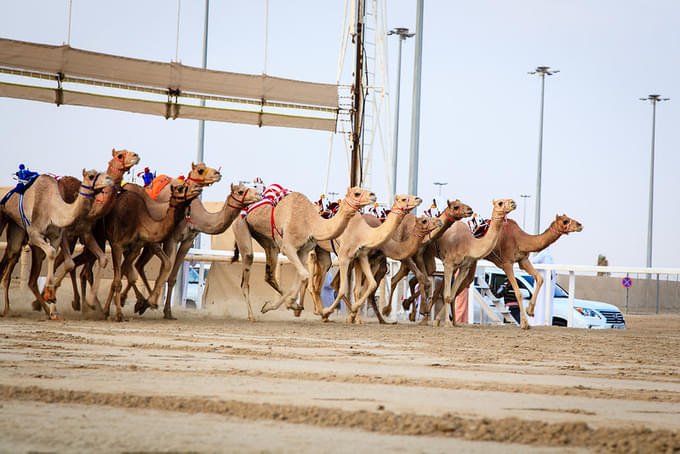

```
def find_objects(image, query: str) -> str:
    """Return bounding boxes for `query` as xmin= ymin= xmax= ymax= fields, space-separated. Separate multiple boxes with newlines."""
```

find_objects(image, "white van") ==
xmin=478 ymin=267 xmax=626 ymax=329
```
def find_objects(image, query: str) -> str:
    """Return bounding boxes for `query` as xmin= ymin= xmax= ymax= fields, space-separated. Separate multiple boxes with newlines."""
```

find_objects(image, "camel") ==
xmin=484 ymin=214 xmax=583 ymax=323
xmin=232 ymin=186 xmax=376 ymax=320
xmin=316 ymin=194 xmax=422 ymax=323
xmin=381 ymin=199 xmax=473 ymax=319
xmin=127 ymin=183 xmax=261 ymax=319
xmin=102 ymin=182 xmax=201 ymax=321
xmin=309 ymin=213 xmax=442 ymax=323
xmin=0 ymin=170 xmax=114 ymax=318
xmin=419 ymin=199 xmax=517 ymax=328
xmin=74 ymin=161 xmax=220 ymax=315
xmin=24 ymin=149 xmax=140 ymax=314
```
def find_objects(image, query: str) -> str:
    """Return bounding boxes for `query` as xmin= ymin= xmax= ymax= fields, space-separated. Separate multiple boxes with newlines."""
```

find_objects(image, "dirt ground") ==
xmin=1 ymin=292 xmax=679 ymax=453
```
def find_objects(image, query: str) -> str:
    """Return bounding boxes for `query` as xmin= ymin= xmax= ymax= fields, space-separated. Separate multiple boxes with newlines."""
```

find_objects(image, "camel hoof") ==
xmin=409 ymin=311 xmax=416 ymax=322
xmin=526 ymin=307 xmax=535 ymax=317
xmin=402 ymin=299 xmax=412 ymax=311
xmin=134 ymin=300 xmax=150 ymax=315
xmin=381 ymin=305 xmax=392 ymax=317
xmin=114 ymin=313 xmax=127 ymax=322
xmin=163 ymin=313 xmax=176 ymax=320
xmin=72 ymin=300 xmax=81 ymax=311
xmin=293 ymin=309 xmax=302 ymax=317
xmin=260 ymin=302 xmax=271 ymax=314
xmin=31 ymin=300 xmax=42 ymax=311
xmin=521 ymin=321 xmax=531 ymax=330
xmin=432 ymin=319 xmax=441 ymax=327
xmin=49 ymin=312 xmax=64 ymax=321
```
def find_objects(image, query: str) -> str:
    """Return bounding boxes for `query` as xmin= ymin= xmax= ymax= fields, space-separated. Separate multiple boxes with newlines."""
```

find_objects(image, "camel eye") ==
xmin=563 ymin=220 xmax=568 ymax=225
xmin=238 ymin=190 xmax=243 ymax=195
xmin=198 ymin=168 xmax=204 ymax=175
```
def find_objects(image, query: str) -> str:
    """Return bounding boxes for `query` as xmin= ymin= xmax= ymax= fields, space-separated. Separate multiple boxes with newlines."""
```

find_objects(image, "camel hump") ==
xmin=145 ymin=175 xmax=173 ymax=200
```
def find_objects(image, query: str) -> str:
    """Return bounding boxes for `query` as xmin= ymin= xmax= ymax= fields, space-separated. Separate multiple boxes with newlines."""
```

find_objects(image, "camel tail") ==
xmin=231 ymin=242 xmax=240 ymax=263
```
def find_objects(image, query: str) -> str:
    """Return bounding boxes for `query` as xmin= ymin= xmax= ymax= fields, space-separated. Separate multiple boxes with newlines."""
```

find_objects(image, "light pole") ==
xmin=387 ymin=27 xmax=414 ymax=201
xmin=528 ymin=66 xmax=559 ymax=234
xmin=520 ymin=194 xmax=531 ymax=231
xmin=433 ymin=181 xmax=448 ymax=196
xmin=640 ymin=94 xmax=670 ymax=269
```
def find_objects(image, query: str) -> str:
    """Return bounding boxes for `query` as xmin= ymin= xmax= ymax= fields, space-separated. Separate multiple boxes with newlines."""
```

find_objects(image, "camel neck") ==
xmin=365 ymin=210 xmax=407 ymax=250
xmin=186 ymin=195 xmax=242 ymax=235
xmin=309 ymin=202 xmax=358 ymax=242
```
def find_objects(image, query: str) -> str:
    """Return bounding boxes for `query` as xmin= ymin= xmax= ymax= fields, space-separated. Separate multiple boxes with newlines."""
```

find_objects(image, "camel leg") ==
xmin=262 ymin=240 xmax=282 ymax=294
xmin=349 ymin=254 xmax=379 ymax=323
xmin=28 ymin=231 xmax=62 ymax=320
xmin=309 ymin=248 xmax=331 ymax=315
xmin=261 ymin=242 xmax=310 ymax=314
xmin=52 ymin=237 xmax=76 ymax=290
xmin=519 ymin=258 xmax=543 ymax=319
xmin=27 ymin=246 xmax=52 ymax=316
xmin=321 ymin=257 xmax=352 ymax=321
xmin=148 ymin=242 xmax=176 ymax=316
xmin=238 ymin=239 xmax=257 ymax=321
xmin=432 ymin=264 xmax=456 ymax=327
xmin=132 ymin=245 xmax=168 ymax=315
xmin=79 ymin=232 xmax=108 ymax=312
xmin=162 ymin=235 xmax=196 ymax=320
xmin=369 ymin=256 xmax=394 ymax=325
xmin=500 ymin=263 xmax=530 ymax=330
xmin=108 ymin=245 xmax=126 ymax=322
xmin=134 ymin=245 xmax=155 ymax=296
xmin=386 ymin=262 xmax=409 ymax=316
xmin=0 ymin=223 xmax=26 ymax=316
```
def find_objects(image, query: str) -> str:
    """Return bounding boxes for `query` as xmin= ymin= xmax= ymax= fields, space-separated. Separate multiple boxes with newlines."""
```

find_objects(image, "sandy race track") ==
xmin=1 ymin=301 xmax=679 ymax=453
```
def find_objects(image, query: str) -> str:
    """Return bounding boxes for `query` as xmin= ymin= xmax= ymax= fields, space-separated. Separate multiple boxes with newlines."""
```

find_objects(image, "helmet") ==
xmin=144 ymin=167 xmax=150 ymax=172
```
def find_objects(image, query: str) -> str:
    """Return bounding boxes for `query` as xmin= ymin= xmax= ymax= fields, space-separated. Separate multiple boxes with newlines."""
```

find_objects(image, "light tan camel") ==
xmin=382 ymin=200 xmax=473 ymax=318
xmin=484 ymin=214 xmax=583 ymax=323
xmin=316 ymin=194 xmax=422 ymax=323
xmin=25 ymin=149 xmax=140 ymax=314
xmin=232 ymin=187 xmax=376 ymax=320
xmin=102 ymin=182 xmax=201 ymax=321
xmin=419 ymin=199 xmax=517 ymax=328
xmin=0 ymin=170 xmax=114 ymax=318
xmin=128 ymin=183 xmax=261 ymax=319
xmin=310 ymin=213 xmax=442 ymax=323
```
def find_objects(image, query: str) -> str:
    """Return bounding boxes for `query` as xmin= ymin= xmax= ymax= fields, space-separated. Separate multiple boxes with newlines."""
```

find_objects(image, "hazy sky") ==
xmin=1 ymin=1 xmax=678 ymax=269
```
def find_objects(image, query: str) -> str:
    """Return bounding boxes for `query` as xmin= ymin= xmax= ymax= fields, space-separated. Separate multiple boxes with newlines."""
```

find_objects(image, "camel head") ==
xmin=491 ymin=199 xmax=517 ymax=219
xmin=110 ymin=148 xmax=140 ymax=170
xmin=189 ymin=162 xmax=222 ymax=186
xmin=415 ymin=215 xmax=444 ymax=238
xmin=229 ymin=182 xmax=262 ymax=208
xmin=392 ymin=194 xmax=422 ymax=214
xmin=445 ymin=199 xmax=473 ymax=221
xmin=343 ymin=186 xmax=377 ymax=210
xmin=81 ymin=169 xmax=114 ymax=194
xmin=551 ymin=214 xmax=583 ymax=235
xmin=169 ymin=182 xmax=201 ymax=206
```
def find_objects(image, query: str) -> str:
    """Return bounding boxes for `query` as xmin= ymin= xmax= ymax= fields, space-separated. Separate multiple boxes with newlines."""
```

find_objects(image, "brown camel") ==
xmin=232 ymin=186 xmax=376 ymax=320
xmin=382 ymin=199 xmax=473 ymax=319
xmin=484 ymin=214 xmax=583 ymax=322
xmin=419 ymin=199 xmax=517 ymax=328
xmin=310 ymin=213 xmax=442 ymax=323
xmin=27 ymin=149 xmax=140 ymax=314
xmin=76 ymin=161 xmax=220 ymax=315
xmin=0 ymin=170 xmax=114 ymax=318
xmin=128 ymin=183 xmax=261 ymax=319
xmin=102 ymin=182 xmax=201 ymax=321
xmin=316 ymin=194 xmax=422 ymax=323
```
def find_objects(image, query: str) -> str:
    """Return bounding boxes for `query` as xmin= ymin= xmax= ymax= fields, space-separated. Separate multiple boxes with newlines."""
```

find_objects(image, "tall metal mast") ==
xmin=350 ymin=0 xmax=365 ymax=187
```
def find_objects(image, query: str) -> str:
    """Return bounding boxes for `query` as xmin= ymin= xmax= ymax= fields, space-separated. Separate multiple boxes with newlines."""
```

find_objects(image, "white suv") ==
xmin=478 ymin=268 xmax=626 ymax=329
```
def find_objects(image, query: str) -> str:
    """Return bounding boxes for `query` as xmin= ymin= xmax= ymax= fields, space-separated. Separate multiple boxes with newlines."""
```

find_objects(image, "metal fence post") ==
xmin=656 ymin=273 xmax=660 ymax=314
xmin=625 ymin=273 xmax=629 ymax=314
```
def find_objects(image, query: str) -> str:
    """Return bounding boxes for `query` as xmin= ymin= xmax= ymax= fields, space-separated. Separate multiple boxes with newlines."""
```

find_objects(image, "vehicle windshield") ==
xmin=521 ymin=275 xmax=569 ymax=297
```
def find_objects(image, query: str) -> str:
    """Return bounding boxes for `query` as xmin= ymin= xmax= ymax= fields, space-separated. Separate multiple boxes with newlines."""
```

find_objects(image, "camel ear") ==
xmin=191 ymin=162 xmax=196 ymax=170
xmin=82 ymin=168 xmax=87 ymax=177
xmin=111 ymin=148 xmax=116 ymax=156
xmin=346 ymin=186 xmax=351 ymax=193
xmin=446 ymin=199 xmax=452 ymax=206
xmin=555 ymin=214 xmax=560 ymax=220
xmin=231 ymin=183 xmax=236 ymax=192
